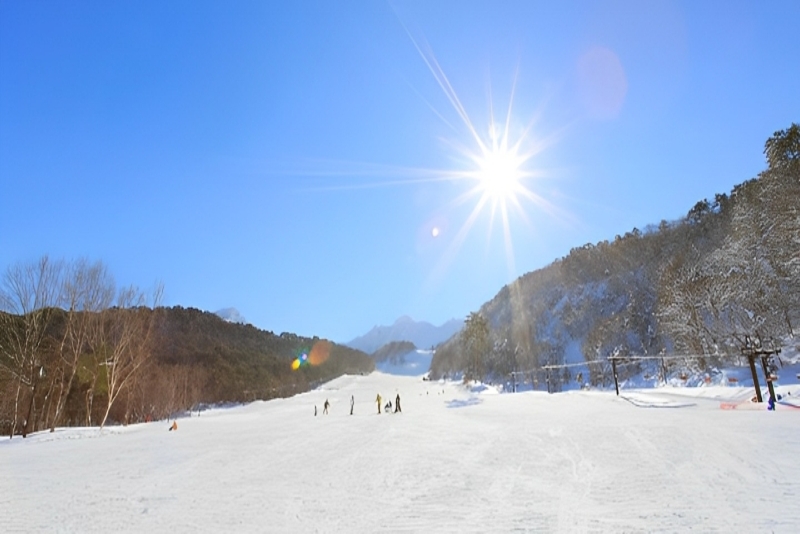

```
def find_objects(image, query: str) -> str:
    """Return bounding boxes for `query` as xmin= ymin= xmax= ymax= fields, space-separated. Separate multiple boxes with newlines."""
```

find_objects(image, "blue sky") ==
xmin=1 ymin=1 xmax=798 ymax=343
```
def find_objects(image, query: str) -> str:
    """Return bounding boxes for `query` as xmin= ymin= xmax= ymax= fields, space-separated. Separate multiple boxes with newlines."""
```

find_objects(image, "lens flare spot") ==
xmin=308 ymin=340 xmax=332 ymax=366
xmin=577 ymin=46 xmax=628 ymax=119
xmin=432 ymin=227 xmax=440 ymax=237
xmin=291 ymin=351 xmax=312 ymax=371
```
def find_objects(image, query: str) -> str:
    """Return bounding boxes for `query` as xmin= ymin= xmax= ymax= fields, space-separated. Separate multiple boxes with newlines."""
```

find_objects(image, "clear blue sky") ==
xmin=1 ymin=1 xmax=798 ymax=343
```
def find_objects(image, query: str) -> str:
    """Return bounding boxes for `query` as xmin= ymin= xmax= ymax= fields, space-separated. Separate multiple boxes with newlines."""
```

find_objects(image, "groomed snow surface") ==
xmin=3 ymin=371 xmax=800 ymax=533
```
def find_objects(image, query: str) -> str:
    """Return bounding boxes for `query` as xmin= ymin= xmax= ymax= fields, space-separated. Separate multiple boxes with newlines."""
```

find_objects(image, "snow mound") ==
xmin=777 ymin=396 xmax=800 ymax=409
xmin=621 ymin=393 xmax=696 ymax=408
xmin=467 ymin=382 xmax=500 ymax=395
xmin=446 ymin=397 xmax=483 ymax=408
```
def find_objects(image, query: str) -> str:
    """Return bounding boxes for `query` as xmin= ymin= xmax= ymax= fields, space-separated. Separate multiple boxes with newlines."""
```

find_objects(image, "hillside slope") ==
xmin=432 ymin=127 xmax=800 ymax=386
xmin=0 ymin=306 xmax=374 ymax=434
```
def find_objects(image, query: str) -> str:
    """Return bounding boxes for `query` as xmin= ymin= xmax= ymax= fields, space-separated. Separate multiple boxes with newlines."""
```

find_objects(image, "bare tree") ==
xmin=48 ymin=260 xmax=115 ymax=431
xmin=97 ymin=283 xmax=162 ymax=428
xmin=0 ymin=256 xmax=63 ymax=437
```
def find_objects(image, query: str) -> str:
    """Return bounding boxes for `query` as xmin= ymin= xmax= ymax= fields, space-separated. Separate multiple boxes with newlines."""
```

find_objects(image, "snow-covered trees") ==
xmin=764 ymin=123 xmax=799 ymax=171
xmin=429 ymin=124 xmax=800 ymax=383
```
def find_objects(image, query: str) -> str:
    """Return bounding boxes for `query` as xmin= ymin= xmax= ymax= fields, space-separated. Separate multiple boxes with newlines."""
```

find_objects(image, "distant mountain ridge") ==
xmin=346 ymin=316 xmax=462 ymax=354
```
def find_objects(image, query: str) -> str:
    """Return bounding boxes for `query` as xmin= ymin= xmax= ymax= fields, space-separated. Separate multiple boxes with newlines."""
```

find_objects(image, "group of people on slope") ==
xmin=375 ymin=393 xmax=401 ymax=414
xmin=315 ymin=393 xmax=402 ymax=415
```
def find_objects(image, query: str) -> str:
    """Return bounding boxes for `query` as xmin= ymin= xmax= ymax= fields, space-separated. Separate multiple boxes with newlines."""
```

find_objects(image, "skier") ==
xmin=323 ymin=399 xmax=330 ymax=415
xmin=350 ymin=395 xmax=354 ymax=415
xmin=395 ymin=393 xmax=401 ymax=413
xmin=314 ymin=405 xmax=317 ymax=416
xmin=376 ymin=393 xmax=382 ymax=414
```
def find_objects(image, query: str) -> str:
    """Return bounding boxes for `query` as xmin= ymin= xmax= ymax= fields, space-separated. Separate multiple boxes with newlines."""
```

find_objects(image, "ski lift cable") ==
xmin=510 ymin=351 xmax=747 ymax=374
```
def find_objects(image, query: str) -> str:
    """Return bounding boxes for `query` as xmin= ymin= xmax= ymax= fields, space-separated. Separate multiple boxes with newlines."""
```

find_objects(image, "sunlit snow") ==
xmin=3 ymin=365 xmax=799 ymax=532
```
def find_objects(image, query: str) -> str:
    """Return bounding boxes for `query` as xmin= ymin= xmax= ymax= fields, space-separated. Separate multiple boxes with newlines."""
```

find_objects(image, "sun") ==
xmin=474 ymin=143 xmax=526 ymax=201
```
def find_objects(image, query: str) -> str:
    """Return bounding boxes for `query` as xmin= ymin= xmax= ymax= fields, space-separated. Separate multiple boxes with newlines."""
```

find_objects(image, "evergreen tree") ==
xmin=462 ymin=312 xmax=489 ymax=382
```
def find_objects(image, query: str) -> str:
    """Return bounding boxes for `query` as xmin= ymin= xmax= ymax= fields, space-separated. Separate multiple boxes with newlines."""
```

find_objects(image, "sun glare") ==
xmin=474 ymin=144 xmax=525 ymax=200
xmin=302 ymin=23 xmax=564 ymax=282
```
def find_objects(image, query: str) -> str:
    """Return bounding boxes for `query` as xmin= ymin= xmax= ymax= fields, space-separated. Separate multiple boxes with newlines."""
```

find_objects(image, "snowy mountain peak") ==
xmin=346 ymin=316 xmax=462 ymax=355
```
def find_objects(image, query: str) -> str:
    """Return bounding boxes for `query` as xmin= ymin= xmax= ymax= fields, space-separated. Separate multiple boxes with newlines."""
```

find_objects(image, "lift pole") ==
xmin=760 ymin=356 xmax=778 ymax=404
xmin=741 ymin=335 xmax=781 ymax=403
xmin=611 ymin=358 xmax=620 ymax=396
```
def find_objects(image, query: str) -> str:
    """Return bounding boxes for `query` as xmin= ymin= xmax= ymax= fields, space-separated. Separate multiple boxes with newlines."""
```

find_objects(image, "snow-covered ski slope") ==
xmin=3 ymin=372 xmax=799 ymax=533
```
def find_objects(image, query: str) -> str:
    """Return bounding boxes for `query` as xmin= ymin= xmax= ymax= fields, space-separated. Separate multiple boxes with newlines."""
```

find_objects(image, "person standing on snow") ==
xmin=323 ymin=399 xmax=330 ymax=415
xmin=350 ymin=395 xmax=354 ymax=415
xmin=395 ymin=393 xmax=401 ymax=413
xmin=376 ymin=393 xmax=382 ymax=414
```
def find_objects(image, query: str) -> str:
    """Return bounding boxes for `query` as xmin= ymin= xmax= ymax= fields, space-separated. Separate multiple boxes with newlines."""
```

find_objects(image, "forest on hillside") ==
xmin=431 ymin=125 xmax=800 ymax=388
xmin=0 ymin=268 xmax=373 ymax=438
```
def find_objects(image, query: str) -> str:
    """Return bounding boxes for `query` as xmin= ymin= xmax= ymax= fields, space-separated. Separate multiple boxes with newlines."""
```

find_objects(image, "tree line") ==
xmin=0 ymin=259 xmax=374 ymax=437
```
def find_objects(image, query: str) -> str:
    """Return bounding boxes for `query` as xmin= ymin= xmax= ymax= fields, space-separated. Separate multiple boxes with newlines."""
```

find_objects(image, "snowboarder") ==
xmin=376 ymin=393 xmax=382 ymax=414
xmin=168 ymin=421 xmax=177 ymax=431
xmin=323 ymin=399 xmax=330 ymax=415
xmin=350 ymin=395 xmax=354 ymax=415
xmin=395 ymin=393 xmax=401 ymax=413
xmin=385 ymin=401 xmax=392 ymax=412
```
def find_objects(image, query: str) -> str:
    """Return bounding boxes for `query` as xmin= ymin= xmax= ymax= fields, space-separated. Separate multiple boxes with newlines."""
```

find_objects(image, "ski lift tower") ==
xmin=740 ymin=335 xmax=781 ymax=403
